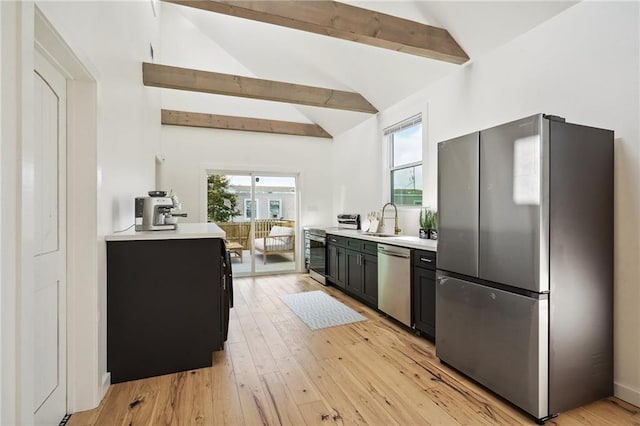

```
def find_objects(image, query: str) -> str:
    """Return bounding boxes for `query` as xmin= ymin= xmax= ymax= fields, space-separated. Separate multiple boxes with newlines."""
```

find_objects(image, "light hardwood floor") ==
xmin=68 ymin=274 xmax=638 ymax=425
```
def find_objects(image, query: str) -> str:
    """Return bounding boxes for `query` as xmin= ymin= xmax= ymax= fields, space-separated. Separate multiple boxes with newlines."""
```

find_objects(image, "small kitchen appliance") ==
xmin=135 ymin=191 xmax=180 ymax=231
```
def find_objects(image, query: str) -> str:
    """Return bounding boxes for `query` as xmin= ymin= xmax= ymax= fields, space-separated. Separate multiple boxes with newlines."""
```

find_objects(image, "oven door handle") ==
xmin=309 ymin=236 xmax=326 ymax=244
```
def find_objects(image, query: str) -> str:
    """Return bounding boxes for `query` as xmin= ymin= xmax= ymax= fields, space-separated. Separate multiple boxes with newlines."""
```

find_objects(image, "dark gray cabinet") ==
xmin=361 ymin=252 xmax=378 ymax=306
xmin=345 ymin=250 xmax=363 ymax=295
xmin=326 ymin=239 xmax=346 ymax=289
xmin=412 ymin=249 xmax=436 ymax=339
xmin=326 ymin=235 xmax=378 ymax=308
xmin=107 ymin=238 xmax=228 ymax=383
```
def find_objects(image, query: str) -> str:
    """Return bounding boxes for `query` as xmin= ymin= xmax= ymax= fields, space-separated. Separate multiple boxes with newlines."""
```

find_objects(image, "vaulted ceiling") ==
xmin=154 ymin=1 xmax=577 ymax=138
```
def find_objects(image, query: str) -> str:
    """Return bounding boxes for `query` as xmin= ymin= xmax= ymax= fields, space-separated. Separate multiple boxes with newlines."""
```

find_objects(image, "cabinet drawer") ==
xmin=414 ymin=250 xmax=436 ymax=270
xmin=345 ymin=237 xmax=363 ymax=251
xmin=362 ymin=241 xmax=378 ymax=255
xmin=327 ymin=235 xmax=346 ymax=247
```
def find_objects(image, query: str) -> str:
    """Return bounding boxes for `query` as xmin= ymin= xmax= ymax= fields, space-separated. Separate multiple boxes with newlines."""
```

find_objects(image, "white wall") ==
xmin=160 ymin=125 xmax=334 ymax=232
xmin=157 ymin=3 xmax=315 ymax=124
xmin=158 ymin=2 xmax=335 ymax=260
xmin=35 ymin=0 xmax=162 ymax=409
xmin=332 ymin=97 xmax=434 ymax=236
xmin=38 ymin=0 xmax=162 ymax=229
xmin=332 ymin=115 xmax=381 ymax=221
xmin=332 ymin=1 xmax=640 ymax=406
xmin=1 ymin=3 xmax=29 ymax=422
xmin=0 ymin=1 xmax=162 ymax=418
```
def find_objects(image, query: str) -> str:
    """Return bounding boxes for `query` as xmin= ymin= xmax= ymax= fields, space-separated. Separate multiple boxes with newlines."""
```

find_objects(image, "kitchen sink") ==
xmin=365 ymin=233 xmax=396 ymax=237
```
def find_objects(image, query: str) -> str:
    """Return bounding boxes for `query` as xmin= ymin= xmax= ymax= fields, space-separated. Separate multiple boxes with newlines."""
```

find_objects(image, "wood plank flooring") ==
xmin=68 ymin=274 xmax=639 ymax=425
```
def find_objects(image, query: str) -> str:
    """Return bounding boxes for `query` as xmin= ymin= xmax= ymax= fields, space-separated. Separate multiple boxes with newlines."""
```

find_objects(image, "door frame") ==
xmin=34 ymin=7 xmax=101 ymax=415
xmin=0 ymin=5 xmax=100 ymax=423
xmin=200 ymin=165 xmax=303 ymax=274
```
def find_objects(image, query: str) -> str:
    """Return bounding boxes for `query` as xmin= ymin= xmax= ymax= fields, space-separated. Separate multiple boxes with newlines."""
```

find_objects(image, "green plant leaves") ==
xmin=419 ymin=208 xmax=438 ymax=229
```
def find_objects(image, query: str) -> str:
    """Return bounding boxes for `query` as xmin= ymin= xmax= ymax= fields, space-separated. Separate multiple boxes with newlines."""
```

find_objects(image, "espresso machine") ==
xmin=135 ymin=191 xmax=182 ymax=231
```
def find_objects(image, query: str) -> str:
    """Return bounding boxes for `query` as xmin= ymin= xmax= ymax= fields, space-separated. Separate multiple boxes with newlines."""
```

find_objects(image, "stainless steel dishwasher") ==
xmin=377 ymin=244 xmax=411 ymax=326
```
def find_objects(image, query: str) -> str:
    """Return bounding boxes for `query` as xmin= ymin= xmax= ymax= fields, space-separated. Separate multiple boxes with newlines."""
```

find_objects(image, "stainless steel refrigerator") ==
xmin=435 ymin=114 xmax=613 ymax=423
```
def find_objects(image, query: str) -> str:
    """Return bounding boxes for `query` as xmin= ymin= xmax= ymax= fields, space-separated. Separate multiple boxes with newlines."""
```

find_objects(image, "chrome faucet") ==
xmin=381 ymin=202 xmax=401 ymax=235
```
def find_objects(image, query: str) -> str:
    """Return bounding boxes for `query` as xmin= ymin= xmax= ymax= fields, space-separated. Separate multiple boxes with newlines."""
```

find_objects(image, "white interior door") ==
xmin=33 ymin=50 xmax=67 ymax=425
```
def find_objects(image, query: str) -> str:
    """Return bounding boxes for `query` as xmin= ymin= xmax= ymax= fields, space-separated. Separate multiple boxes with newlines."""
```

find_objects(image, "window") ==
xmin=244 ymin=198 xmax=258 ymax=220
xmin=387 ymin=115 xmax=422 ymax=206
xmin=268 ymin=199 xmax=282 ymax=218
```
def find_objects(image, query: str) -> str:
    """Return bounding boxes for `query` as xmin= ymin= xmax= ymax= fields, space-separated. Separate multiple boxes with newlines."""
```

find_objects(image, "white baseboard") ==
xmin=101 ymin=372 xmax=111 ymax=398
xmin=614 ymin=381 xmax=640 ymax=407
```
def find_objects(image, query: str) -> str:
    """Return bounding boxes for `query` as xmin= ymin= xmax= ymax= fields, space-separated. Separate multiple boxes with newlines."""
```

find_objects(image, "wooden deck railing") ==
xmin=215 ymin=219 xmax=295 ymax=250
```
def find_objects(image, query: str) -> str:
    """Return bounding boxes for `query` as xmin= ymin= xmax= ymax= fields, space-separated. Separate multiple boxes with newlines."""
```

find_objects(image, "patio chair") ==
xmin=253 ymin=226 xmax=295 ymax=264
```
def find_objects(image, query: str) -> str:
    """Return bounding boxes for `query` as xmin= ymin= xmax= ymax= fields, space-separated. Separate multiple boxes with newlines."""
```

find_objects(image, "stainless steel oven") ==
xmin=308 ymin=230 xmax=327 ymax=284
xmin=305 ymin=214 xmax=360 ymax=285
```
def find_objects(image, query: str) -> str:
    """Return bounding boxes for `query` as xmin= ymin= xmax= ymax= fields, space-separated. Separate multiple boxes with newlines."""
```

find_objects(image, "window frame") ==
xmin=268 ymin=199 xmax=282 ymax=219
xmin=243 ymin=198 xmax=259 ymax=220
xmin=385 ymin=114 xmax=423 ymax=207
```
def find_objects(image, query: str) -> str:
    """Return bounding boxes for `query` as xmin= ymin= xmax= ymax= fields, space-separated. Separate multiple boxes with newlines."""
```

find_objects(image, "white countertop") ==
xmin=105 ymin=222 xmax=226 ymax=242
xmin=327 ymin=229 xmax=437 ymax=252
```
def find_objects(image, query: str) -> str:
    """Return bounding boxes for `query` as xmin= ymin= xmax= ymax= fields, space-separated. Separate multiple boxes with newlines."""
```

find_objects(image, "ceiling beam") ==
xmin=161 ymin=109 xmax=333 ymax=138
xmin=143 ymin=62 xmax=377 ymax=114
xmin=163 ymin=0 xmax=469 ymax=65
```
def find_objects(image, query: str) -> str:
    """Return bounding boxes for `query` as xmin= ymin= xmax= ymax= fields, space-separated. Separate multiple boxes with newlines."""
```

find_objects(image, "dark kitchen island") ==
xmin=105 ymin=223 xmax=230 ymax=383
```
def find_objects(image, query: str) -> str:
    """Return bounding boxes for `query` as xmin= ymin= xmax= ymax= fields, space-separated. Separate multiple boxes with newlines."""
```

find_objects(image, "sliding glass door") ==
xmin=207 ymin=171 xmax=297 ymax=276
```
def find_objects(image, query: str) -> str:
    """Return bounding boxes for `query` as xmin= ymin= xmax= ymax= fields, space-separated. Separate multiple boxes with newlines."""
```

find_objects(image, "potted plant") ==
xmin=429 ymin=210 xmax=438 ymax=240
xmin=419 ymin=208 xmax=438 ymax=240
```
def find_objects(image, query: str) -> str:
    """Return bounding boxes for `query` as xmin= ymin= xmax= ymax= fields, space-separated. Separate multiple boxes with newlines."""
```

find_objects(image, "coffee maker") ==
xmin=135 ymin=191 xmax=177 ymax=231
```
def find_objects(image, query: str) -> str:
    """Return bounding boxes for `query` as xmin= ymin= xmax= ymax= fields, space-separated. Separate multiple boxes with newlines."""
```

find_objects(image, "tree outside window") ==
xmin=207 ymin=174 xmax=240 ymax=222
